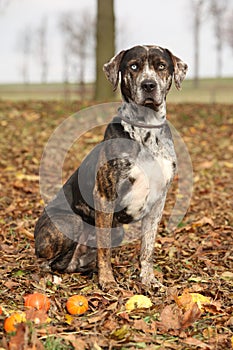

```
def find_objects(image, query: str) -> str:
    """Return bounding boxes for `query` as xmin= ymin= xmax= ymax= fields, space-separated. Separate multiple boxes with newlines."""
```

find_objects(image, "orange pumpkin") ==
xmin=4 ymin=312 xmax=26 ymax=333
xmin=24 ymin=293 xmax=50 ymax=311
xmin=66 ymin=295 xmax=88 ymax=315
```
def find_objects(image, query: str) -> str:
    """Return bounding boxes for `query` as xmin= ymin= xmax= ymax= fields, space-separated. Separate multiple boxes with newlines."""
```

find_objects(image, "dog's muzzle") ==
xmin=140 ymin=79 xmax=162 ymax=109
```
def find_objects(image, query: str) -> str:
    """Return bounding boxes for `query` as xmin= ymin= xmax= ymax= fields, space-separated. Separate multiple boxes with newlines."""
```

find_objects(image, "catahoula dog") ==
xmin=34 ymin=45 xmax=188 ymax=289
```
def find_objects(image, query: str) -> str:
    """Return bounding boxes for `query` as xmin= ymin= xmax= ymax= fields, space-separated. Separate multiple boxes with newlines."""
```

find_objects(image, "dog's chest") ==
xmin=118 ymin=123 xmax=175 ymax=221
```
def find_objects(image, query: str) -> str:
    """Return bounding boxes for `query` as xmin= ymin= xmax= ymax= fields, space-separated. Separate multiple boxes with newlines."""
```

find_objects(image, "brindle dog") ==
xmin=34 ymin=45 xmax=188 ymax=289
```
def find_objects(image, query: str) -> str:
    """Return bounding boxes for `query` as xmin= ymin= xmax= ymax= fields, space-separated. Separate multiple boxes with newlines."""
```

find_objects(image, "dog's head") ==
xmin=103 ymin=45 xmax=188 ymax=111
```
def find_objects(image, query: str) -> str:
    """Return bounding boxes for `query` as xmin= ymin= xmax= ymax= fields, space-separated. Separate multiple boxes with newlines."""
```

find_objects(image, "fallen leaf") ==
xmin=125 ymin=295 xmax=152 ymax=311
xmin=8 ymin=329 xmax=25 ymax=349
xmin=25 ymin=309 xmax=51 ymax=325
xmin=220 ymin=271 xmax=233 ymax=281
xmin=133 ymin=319 xmax=150 ymax=332
xmin=64 ymin=314 xmax=73 ymax=325
xmin=192 ymin=217 xmax=214 ymax=228
xmin=182 ymin=337 xmax=213 ymax=349
xmin=181 ymin=302 xmax=202 ymax=328
xmin=15 ymin=173 xmax=39 ymax=181
xmin=111 ymin=325 xmax=130 ymax=340
xmin=158 ymin=304 xmax=182 ymax=332
xmin=176 ymin=291 xmax=211 ymax=312
xmin=61 ymin=335 xmax=86 ymax=350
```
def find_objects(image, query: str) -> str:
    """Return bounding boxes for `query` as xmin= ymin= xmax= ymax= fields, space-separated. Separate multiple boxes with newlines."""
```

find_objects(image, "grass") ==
xmin=0 ymin=78 xmax=232 ymax=103
xmin=167 ymin=77 xmax=233 ymax=104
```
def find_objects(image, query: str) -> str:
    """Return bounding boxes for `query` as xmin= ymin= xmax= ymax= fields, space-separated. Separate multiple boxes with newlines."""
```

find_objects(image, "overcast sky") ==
xmin=0 ymin=0 xmax=232 ymax=83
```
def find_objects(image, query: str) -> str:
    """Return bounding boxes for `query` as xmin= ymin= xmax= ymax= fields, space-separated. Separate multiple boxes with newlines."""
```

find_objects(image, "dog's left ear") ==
xmin=166 ymin=49 xmax=188 ymax=90
xmin=103 ymin=50 xmax=126 ymax=91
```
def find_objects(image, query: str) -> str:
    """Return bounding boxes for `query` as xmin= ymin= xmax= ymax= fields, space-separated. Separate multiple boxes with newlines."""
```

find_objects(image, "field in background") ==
xmin=0 ymin=78 xmax=232 ymax=103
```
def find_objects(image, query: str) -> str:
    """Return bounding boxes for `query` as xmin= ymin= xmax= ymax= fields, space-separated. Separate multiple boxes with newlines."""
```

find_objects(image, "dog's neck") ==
xmin=118 ymin=102 xmax=166 ymax=129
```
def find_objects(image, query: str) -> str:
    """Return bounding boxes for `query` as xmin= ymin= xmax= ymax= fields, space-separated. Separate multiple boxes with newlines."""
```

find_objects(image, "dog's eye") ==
xmin=130 ymin=63 xmax=138 ymax=71
xmin=158 ymin=63 xmax=166 ymax=71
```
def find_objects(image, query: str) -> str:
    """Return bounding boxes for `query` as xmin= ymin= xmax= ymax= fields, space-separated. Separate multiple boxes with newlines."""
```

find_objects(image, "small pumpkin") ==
xmin=66 ymin=295 xmax=88 ymax=315
xmin=24 ymin=293 xmax=50 ymax=311
xmin=4 ymin=312 xmax=26 ymax=333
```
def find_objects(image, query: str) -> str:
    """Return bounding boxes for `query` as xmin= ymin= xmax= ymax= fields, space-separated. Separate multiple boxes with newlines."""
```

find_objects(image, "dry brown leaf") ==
xmin=25 ymin=309 xmax=50 ymax=325
xmin=133 ymin=319 xmax=150 ymax=332
xmin=158 ymin=304 xmax=182 ymax=331
xmin=181 ymin=302 xmax=202 ymax=329
xmin=7 ymin=323 xmax=26 ymax=350
xmin=192 ymin=217 xmax=214 ymax=228
xmin=61 ymin=335 xmax=86 ymax=350
xmin=182 ymin=336 xmax=213 ymax=349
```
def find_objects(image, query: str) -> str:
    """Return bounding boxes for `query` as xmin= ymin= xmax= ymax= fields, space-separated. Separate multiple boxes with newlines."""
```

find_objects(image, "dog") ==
xmin=34 ymin=45 xmax=188 ymax=289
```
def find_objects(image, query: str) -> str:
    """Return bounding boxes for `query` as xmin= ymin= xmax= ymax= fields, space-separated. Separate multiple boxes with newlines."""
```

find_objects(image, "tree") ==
xmin=210 ymin=0 xmax=229 ymax=78
xmin=18 ymin=26 xmax=32 ymax=84
xmin=59 ymin=10 xmax=95 ymax=96
xmin=95 ymin=0 xmax=115 ymax=100
xmin=35 ymin=17 xmax=49 ymax=83
xmin=191 ymin=0 xmax=206 ymax=88
xmin=225 ymin=10 xmax=233 ymax=53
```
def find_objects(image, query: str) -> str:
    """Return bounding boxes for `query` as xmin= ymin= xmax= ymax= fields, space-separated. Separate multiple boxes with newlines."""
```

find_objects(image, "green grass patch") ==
xmin=0 ymin=78 xmax=232 ymax=103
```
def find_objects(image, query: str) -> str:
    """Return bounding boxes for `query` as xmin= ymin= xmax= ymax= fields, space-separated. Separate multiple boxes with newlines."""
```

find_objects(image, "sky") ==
xmin=0 ymin=0 xmax=232 ymax=84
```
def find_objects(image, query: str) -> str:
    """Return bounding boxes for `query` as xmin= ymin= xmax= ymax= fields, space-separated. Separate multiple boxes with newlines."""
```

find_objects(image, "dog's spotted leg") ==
xmin=140 ymin=196 xmax=167 ymax=288
xmin=93 ymin=150 xmax=118 ymax=290
xmin=95 ymin=210 xmax=117 ymax=289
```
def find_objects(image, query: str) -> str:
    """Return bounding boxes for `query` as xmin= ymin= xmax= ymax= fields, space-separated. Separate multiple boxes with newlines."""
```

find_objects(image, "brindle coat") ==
xmin=34 ymin=45 xmax=188 ymax=289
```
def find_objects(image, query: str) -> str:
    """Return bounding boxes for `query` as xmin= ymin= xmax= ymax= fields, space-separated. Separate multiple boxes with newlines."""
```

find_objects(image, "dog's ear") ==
xmin=166 ymin=49 xmax=188 ymax=90
xmin=103 ymin=50 xmax=126 ymax=91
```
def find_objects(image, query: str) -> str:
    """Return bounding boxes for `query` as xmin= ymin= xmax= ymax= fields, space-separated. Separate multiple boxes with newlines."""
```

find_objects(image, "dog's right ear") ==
xmin=103 ymin=50 xmax=126 ymax=91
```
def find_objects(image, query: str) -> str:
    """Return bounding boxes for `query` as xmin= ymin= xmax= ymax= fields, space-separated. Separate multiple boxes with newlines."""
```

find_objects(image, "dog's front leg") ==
xmin=93 ymin=153 xmax=118 ymax=290
xmin=140 ymin=195 xmax=167 ymax=288
xmin=94 ymin=208 xmax=117 ymax=289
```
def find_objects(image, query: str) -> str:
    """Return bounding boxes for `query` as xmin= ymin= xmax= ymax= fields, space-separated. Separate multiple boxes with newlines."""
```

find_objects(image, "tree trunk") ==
xmin=95 ymin=0 xmax=115 ymax=101
xmin=192 ymin=0 xmax=204 ymax=89
xmin=193 ymin=12 xmax=200 ymax=88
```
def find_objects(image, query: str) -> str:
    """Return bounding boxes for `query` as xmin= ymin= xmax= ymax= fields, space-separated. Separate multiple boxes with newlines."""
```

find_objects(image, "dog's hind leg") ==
xmin=34 ymin=210 xmax=96 ymax=273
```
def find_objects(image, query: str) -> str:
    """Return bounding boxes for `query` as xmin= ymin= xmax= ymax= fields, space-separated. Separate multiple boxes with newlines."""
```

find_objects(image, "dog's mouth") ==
xmin=143 ymin=98 xmax=161 ymax=110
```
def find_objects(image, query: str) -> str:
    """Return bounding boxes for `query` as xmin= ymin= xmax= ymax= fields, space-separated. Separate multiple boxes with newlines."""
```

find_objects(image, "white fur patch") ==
xmin=120 ymin=146 xmax=173 ymax=221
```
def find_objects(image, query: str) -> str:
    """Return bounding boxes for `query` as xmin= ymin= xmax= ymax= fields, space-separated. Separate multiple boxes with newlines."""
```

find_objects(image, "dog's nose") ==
xmin=141 ymin=80 xmax=157 ymax=92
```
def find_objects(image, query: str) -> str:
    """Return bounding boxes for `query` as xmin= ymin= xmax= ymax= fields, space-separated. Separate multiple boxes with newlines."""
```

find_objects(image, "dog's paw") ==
xmin=142 ymin=275 xmax=164 ymax=289
xmin=98 ymin=272 xmax=118 ymax=291
xmin=140 ymin=264 xmax=164 ymax=289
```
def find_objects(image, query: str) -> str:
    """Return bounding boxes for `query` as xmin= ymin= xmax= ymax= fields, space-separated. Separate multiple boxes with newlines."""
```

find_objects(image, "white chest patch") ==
xmin=120 ymin=146 xmax=174 ymax=221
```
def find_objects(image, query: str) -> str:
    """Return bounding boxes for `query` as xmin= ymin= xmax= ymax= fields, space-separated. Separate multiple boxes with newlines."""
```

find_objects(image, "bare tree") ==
xmin=191 ymin=0 xmax=207 ymax=88
xmin=59 ymin=10 xmax=95 ymax=97
xmin=0 ymin=0 xmax=11 ymax=13
xmin=17 ymin=26 xmax=32 ymax=84
xmin=225 ymin=10 xmax=233 ymax=53
xmin=210 ymin=0 xmax=229 ymax=78
xmin=95 ymin=0 xmax=115 ymax=100
xmin=35 ymin=17 xmax=49 ymax=83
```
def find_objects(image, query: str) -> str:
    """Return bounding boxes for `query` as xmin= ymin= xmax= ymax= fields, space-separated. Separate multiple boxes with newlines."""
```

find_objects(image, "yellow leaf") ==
xmin=111 ymin=325 xmax=129 ymax=340
xmin=125 ymin=295 xmax=152 ymax=311
xmin=16 ymin=173 xmax=39 ymax=181
xmin=65 ymin=314 xmax=73 ymax=325
xmin=224 ymin=161 xmax=233 ymax=168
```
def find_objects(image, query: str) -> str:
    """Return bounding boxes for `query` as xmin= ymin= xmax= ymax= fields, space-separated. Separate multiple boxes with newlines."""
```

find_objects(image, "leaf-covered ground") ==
xmin=0 ymin=101 xmax=232 ymax=349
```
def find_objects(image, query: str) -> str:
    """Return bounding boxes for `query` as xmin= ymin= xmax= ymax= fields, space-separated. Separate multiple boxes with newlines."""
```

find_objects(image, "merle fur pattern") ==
xmin=34 ymin=45 xmax=187 ymax=289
